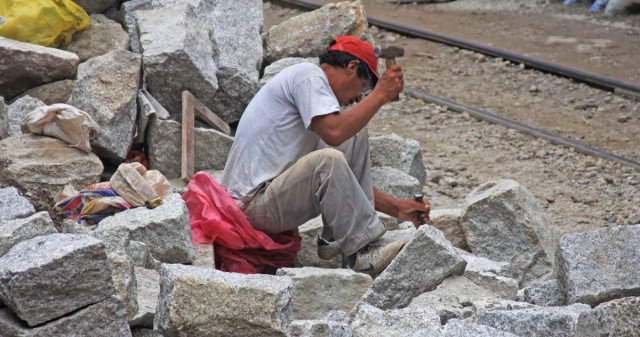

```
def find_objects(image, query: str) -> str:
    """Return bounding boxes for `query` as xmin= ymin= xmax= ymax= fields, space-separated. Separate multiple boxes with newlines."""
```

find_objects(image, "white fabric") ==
xmin=221 ymin=62 xmax=340 ymax=207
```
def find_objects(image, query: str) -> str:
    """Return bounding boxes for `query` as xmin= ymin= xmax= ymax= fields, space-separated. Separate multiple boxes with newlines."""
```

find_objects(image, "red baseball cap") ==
xmin=329 ymin=36 xmax=379 ymax=87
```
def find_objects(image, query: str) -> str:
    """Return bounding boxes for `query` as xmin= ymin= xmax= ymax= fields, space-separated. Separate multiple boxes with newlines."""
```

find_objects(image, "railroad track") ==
xmin=270 ymin=0 xmax=640 ymax=170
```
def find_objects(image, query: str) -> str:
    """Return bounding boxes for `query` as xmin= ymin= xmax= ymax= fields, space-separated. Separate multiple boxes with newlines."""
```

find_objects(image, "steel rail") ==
xmin=403 ymin=86 xmax=640 ymax=170
xmin=272 ymin=0 xmax=640 ymax=96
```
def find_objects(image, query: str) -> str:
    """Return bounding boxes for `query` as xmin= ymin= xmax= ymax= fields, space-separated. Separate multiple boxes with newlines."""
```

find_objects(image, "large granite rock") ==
xmin=350 ymin=303 xmax=441 ymax=337
xmin=371 ymin=166 xmax=422 ymax=199
xmin=155 ymin=264 xmax=293 ymax=337
xmin=0 ymin=211 xmax=56 ymax=256
xmin=0 ymin=234 xmax=114 ymax=326
xmin=6 ymin=95 xmax=46 ymax=137
xmin=0 ymin=37 xmax=78 ymax=100
xmin=0 ymin=186 xmax=36 ymax=221
xmin=64 ymin=14 xmax=131 ymax=62
xmin=370 ymin=133 xmax=426 ymax=185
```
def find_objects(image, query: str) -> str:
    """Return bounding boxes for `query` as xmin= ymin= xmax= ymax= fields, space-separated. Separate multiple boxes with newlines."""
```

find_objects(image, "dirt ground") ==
xmin=263 ymin=0 xmax=640 ymax=237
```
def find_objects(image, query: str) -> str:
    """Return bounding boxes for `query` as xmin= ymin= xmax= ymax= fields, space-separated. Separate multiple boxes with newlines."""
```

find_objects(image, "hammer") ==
xmin=374 ymin=44 xmax=405 ymax=101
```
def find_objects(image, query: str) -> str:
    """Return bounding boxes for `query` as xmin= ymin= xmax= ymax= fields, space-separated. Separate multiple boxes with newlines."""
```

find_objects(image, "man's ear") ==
xmin=347 ymin=60 xmax=359 ymax=75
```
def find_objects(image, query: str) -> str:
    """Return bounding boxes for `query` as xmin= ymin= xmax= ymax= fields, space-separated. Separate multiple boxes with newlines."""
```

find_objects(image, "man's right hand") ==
xmin=373 ymin=64 xmax=404 ymax=103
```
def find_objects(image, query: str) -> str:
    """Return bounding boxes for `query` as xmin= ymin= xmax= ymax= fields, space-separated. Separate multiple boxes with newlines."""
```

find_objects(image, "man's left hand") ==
xmin=396 ymin=197 xmax=430 ymax=228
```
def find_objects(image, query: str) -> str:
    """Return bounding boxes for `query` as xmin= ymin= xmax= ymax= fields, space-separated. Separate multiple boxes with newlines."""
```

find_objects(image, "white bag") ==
xmin=21 ymin=103 xmax=99 ymax=153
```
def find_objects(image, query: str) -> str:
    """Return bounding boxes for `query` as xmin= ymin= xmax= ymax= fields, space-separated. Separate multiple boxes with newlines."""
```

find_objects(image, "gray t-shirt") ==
xmin=220 ymin=62 xmax=341 ymax=208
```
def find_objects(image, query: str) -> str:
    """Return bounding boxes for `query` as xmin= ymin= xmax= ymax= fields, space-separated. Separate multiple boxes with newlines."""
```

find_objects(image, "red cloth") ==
xmin=182 ymin=171 xmax=301 ymax=274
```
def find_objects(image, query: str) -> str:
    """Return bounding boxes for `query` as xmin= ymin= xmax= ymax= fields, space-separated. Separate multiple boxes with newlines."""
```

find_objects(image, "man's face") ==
xmin=335 ymin=60 xmax=372 ymax=107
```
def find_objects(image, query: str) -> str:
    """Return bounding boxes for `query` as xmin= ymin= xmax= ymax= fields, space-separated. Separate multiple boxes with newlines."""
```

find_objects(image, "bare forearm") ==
xmin=313 ymin=92 xmax=386 ymax=146
xmin=374 ymin=187 xmax=399 ymax=218
xmin=374 ymin=187 xmax=432 ymax=228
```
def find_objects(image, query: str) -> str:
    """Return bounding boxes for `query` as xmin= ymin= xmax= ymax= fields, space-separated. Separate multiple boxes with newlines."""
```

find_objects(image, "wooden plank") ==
xmin=183 ymin=90 xmax=231 ymax=135
xmin=181 ymin=91 xmax=195 ymax=183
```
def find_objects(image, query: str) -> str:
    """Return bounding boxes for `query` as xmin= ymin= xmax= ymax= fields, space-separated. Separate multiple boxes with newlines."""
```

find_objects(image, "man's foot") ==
xmin=349 ymin=240 xmax=405 ymax=277
xmin=317 ymin=235 xmax=341 ymax=260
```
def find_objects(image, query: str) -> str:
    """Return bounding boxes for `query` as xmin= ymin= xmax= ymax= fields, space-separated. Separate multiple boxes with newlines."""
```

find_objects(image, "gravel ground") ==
xmin=264 ymin=1 xmax=640 ymax=238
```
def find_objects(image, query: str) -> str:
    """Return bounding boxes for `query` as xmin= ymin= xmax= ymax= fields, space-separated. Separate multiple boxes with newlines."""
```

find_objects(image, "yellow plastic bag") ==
xmin=0 ymin=0 xmax=90 ymax=48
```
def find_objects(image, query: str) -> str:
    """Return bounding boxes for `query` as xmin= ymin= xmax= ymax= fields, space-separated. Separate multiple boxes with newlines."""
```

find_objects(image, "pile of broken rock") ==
xmin=0 ymin=0 xmax=638 ymax=336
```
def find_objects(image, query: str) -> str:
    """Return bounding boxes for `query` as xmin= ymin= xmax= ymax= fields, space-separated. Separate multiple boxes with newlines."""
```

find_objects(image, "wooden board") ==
xmin=183 ymin=90 xmax=231 ymax=135
xmin=181 ymin=91 xmax=195 ymax=183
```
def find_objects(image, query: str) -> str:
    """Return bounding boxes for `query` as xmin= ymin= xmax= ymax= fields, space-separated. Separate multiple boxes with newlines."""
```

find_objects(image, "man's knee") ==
xmin=312 ymin=148 xmax=349 ymax=169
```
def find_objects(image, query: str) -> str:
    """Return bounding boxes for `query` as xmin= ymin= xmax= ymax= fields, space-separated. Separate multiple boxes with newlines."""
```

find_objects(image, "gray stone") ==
xmin=6 ymin=95 xmax=46 ymax=137
xmin=0 ymin=234 xmax=114 ymax=326
xmin=371 ymin=166 xmax=422 ymax=199
xmin=474 ymin=300 xmax=599 ymax=337
xmin=192 ymin=243 xmax=215 ymax=268
xmin=408 ymin=276 xmax=506 ymax=324
xmin=147 ymin=119 xmax=233 ymax=180
xmin=73 ymin=0 xmax=119 ymax=14
xmin=18 ymin=80 xmax=75 ymax=106
xmin=0 ymin=37 xmax=79 ymax=100
xmin=129 ymin=240 xmax=152 ymax=268
xmin=370 ymin=133 xmax=426 ymax=185
xmin=361 ymin=225 xmax=466 ymax=309
xmin=0 ymin=211 xmax=56 ymax=256
xmin=591 ymin=296 xmax=640 ymax=336
xmin=155 ymin=264 xmax=293 ymax=337
xmin=441 ymin=319 xmax=520 ymax=337
xmin=0 ymin=186 xmax=36 ymax=221
xmin=95 ymin=193 xmax=195 ymax=264
xmin=516 ymin=279 xmax=565 ymax=307
xmin=135 ymin=4 xmax=218 ymax=118
xmin=68 ymin=49 xmax=141 ymax=163
xmin=126 ymin=0 xmax=260 ymax=124
xmin=350 ymin=303 xmax=441 ymax=337
xmin=555 ymin=224 xmax=640 ymax=306
xmin=121 ymin=0 xmax=153 ymax=54
xmin=0 ymin=296 xmax=131 ymax=337
xmin=461 ymin=179 xmax=556 ymax=285
xmin=0 ymin=135 xmax=103 ymax=210
xmin=64 ymin=14 xmax=130 ymax=62
xmin=457 ymin=249 xmax=513 ymax=279
xmin=0 ymin=96 xmax=7 ymax=138
xmin=198 ymin=0 xmax=263 ymax=124
xmin=276 ymin=267 xmax=372 ymax=320
xmin=464 ymin=275 xmax=517 ymax=301
xmin=131 ymin=328 xmax=161 ymax=337
xmin=428 ymin=208 xmax=467 ymax=250
xmin=130 ymin=267 xmax=160 ymax=328
xmin=263 ymin=1 xmax=373 ymax=65
xmin=297 ymin=216 xmax=343 ymax=269
xmin=287 ymin=320 xmax=353 ymax=337
xmin=107 ymin=251 xmax=138 ymax=321
xmin=261 ymin=58 xmax=319 ymax=86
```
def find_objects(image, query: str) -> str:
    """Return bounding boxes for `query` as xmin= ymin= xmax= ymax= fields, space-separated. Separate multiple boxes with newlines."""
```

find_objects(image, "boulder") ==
xmin=0 ymin=186 xmax=36 ymax=221
xmin=296 ymin=216 xmax=343 ymax=269
xmin=441 ymin=319 xmax=520 ymax=337
xmin=371 ymin=166 xmax=422 ymax=199
xmin=260 ymin=58 xmax=319 ymax=86
xmin=67 ymin=49 xmax=141 ymax=163
xmin=7 ymin=95 xmax=46 ymax=138
xmin=73 ymin=0 xmax=119 ymax=14
xmin=555 ymin=224 xmax=640 ymax=306
xmin=361 ymin=225 xmax=466 ymax=309
xmin=276 ymin=267 xmax=372 ymax=320
xmin=0 ymin=135 xmax=103 ymax=209
xmin=591 ymin=296 xmax=640 ymax=336
xmin=263 ymin=1 xmax=372 ymax=65
xmin=516 ymin=279 xmax=565 ymax=307
xmin=155 ymin=264 xmax=293 ymax=337
xmin=64 ymin=14 xmax=131 ymax=62
xmin=350 ymin=303 xmax=441 ymax=337
xmin=130 ymin=267 xmax=160 ymax=328
xmin=370 ymin=133 xmax=426 ymax=185
xmin=0 ymin=37 xmax=79 ymax=100
xmin=461 ymin=179 xmax=556 ymax=285
xmin=17 ymin=80 xmax=75 ymax=106
xmin=0 ymin=211 xmax=56 ymax=256
xmin=428 ymin=208 xmax=467 ymax=250
xmin=0 ymin=234 xmax=114 ymax=326
xmin=287 ymin=320 xmax=352 ymax=337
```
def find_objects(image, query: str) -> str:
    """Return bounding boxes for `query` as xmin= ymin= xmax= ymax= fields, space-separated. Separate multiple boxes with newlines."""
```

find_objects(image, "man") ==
xmin=220 ymin=36 xmax=430 ymax=277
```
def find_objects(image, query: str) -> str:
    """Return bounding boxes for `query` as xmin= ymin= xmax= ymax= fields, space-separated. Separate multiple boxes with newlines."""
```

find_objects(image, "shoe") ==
xmin=317 ymin=221 xmax=387 ymax=260
xmin=317 ymin=235 xmax=341 ymax=260
xmin=350 ymin=239 xmax=405 ymax=277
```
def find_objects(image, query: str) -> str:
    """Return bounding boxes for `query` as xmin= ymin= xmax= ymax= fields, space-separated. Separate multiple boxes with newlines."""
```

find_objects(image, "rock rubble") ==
xmin=0 ymin=0 xmax=638 ymax=336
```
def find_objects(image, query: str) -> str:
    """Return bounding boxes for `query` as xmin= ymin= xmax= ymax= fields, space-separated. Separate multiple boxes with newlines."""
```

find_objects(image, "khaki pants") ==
xmin=242 ymin=131 xmax=385 ymax=256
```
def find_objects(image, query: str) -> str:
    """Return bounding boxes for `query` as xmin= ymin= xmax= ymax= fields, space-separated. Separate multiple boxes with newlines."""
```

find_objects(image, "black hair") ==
xmin=319 ymin=50 xmax=369 ymax=79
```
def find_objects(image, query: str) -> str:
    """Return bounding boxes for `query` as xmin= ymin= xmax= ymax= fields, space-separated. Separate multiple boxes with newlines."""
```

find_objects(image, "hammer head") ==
xmin=374 ymin=44 xmax=405 ymax=58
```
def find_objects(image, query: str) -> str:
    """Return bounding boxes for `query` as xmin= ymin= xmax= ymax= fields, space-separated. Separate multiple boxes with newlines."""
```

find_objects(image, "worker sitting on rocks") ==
xmin=220 ymin=36 xmax=430 ymax=277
